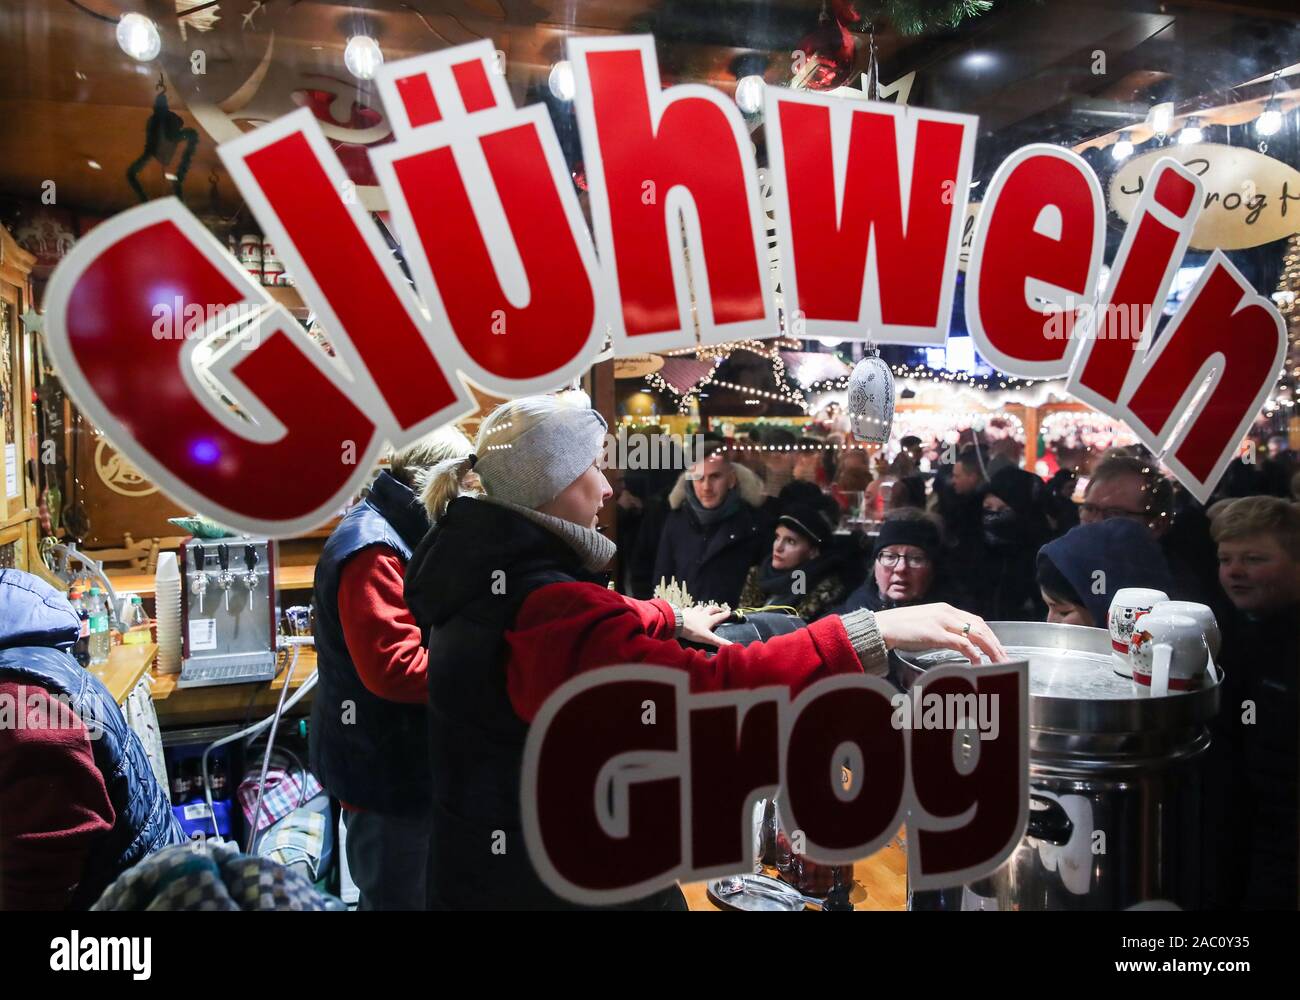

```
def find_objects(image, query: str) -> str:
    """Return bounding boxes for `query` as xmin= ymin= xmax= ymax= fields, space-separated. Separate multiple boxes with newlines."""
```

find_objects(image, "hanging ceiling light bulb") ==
xmin=549 ymin=60 xmax=576 ymax=101
xmin=735 ymin=75 xmax=765 ymax=115
xmin=116 ymin=12 xmax=161 ymax=62
xmin=1111 ymin=131 xmax=1134 ymax=161
xmin=344 ymin=35 xmax=383 ymax=80
xmin=1256 ymin=71 xmax=1283 ymax=138
xmin=1177 ymin=116 xmax=1203 ymax=145
xmin=1256 ymin=100 xmax=1283 ymax=137
xmin=1149 ymin=102 xmax=1174 ymax=135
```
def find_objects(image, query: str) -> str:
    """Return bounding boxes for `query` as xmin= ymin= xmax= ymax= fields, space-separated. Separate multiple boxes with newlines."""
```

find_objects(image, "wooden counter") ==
xmin=150 ymin=646 xmax=316 ymax=727
xmin=107 ymin=563 xmax=316 ymax=598
xmin=93 ymin=642 xmax=157 ymax=705
xmin=681 ymin=835 xmax=909 ymax=911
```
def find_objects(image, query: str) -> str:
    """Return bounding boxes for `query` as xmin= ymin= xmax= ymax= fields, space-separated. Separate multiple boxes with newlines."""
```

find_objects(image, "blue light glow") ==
xmin=190 ymin=439 xmax=220 ymax=464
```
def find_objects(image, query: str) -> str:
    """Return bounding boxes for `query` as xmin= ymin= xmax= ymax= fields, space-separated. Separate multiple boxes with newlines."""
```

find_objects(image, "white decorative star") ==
xmin=826 ymin=70 xmax=916 ymax=106
xmin=20 ymin=308 xmax=42 ymax=335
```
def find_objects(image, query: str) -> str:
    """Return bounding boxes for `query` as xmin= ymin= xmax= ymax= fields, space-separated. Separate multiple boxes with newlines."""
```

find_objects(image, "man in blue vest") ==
xmin=0 ymin=569 xmax=184 ymax=909
xmin=310 ymin=427 xmax=472 ymax=910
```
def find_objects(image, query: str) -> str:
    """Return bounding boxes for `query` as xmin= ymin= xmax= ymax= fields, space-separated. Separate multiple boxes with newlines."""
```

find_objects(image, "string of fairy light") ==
xmin=645 ymin=340 xmax=1041 ymax=415
xmin=649 ymin=337 xmax=810 ymax=415
xmin=1263 ymin=234 xmax=1299 ymax=420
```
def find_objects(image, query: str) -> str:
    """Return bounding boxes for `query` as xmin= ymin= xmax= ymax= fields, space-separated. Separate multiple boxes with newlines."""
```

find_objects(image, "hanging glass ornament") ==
xmin=846 ymin=344 xmax=895 ymax=443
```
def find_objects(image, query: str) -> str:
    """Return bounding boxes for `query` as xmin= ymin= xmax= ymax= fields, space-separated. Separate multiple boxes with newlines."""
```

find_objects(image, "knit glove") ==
xmin=839 ymin=608 xmax=888 ymax=676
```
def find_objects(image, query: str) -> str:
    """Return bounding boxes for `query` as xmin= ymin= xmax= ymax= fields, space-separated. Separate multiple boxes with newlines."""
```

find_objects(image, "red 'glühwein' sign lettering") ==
xmin=41 ymin=36 xmax=1286 ymax=535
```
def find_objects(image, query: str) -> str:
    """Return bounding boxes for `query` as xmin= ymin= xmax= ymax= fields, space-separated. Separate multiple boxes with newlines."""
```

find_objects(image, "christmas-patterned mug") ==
xmin=1129 ymin=610 xmax=1210 ymax=695
xmin=1107 ymin=587 xmax=1168 ymax=678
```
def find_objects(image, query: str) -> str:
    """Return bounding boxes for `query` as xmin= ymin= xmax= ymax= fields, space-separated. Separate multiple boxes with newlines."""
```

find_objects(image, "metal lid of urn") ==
xmin=893 ymin=621 xmax=1220 ymax=759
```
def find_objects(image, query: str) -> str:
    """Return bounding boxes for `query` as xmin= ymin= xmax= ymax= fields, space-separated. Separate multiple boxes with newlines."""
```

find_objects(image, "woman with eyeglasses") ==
xmin=834 ymin=510 xmax=972 ymax=614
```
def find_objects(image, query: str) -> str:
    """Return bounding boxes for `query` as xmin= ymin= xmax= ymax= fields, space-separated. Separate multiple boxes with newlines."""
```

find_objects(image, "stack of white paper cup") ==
xmin=154 ymin=551 xmax=182 ymax=674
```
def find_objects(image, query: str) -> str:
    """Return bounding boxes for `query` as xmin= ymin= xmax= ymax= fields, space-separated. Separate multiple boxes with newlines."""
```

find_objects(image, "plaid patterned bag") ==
xmin=92 ymin=841 xmax=344 ymax=911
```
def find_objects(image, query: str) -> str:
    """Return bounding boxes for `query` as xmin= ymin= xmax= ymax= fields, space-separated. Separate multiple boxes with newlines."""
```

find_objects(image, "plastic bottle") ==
xmin=87 ymin=586 xmax=110 ymax=665
xmin=69 ymin=587 xmax=90 ymax=667
xmin=122 ymin=595 xmax=152 ymax=645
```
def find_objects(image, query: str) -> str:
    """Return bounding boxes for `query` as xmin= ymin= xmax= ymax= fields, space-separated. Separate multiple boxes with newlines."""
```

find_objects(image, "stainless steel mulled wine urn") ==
xmin=894 ymin=621 xmax=1220 ymax=911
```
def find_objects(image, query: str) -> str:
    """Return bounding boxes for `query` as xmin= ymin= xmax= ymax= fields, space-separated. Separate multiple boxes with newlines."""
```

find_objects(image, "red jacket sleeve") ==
xmin=337 ymin=546 xmax=429 ymax=705
xmin=613 ymin=594 xmax=678 ymax=639
xmin=504 ymin=583 xmax=864 ymax=723
xmin=0 ymin=681 xmax=116 ymax=910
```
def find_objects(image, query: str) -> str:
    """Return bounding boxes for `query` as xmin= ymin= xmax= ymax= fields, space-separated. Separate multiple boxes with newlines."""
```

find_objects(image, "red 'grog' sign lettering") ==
xmin=521 ymin=664 xmax=1029 ymax=905
xmin=41 ymin=36 xmax=1287 ymax=536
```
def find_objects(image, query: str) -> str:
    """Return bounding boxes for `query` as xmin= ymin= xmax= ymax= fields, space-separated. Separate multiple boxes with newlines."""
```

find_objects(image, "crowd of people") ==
xmin=617 ymin=424 xmax=1299 ymax=910
xmin=3 ymin=398 xmax=1296 ymax=912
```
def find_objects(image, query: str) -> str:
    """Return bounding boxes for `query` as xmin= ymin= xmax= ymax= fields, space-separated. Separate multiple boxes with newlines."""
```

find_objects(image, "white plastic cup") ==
xmin=154 ymin=552 xmax=182 ymax=674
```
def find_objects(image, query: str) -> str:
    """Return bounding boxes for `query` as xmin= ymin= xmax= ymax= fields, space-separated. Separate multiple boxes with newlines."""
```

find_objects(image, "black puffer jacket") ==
xmin=403 ymin=497 xmax=685 ymax=911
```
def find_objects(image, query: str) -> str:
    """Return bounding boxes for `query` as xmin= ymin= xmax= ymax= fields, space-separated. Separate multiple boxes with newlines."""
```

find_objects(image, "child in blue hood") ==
xmin=1036 ymin=519 xmax=1172 ymax=627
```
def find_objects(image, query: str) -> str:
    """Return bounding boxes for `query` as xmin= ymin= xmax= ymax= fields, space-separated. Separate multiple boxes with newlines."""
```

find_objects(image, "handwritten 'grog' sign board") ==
xmin=1110 ymin=143 xmax=1300 ymax=250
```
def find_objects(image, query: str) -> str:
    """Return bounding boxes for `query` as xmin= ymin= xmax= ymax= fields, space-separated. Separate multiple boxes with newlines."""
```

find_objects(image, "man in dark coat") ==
xmin=980 ymin=466 xmax=1051 ymax=621
xmin=932 ymin=447 xmax=988 ymax=607
xmin=652 ymin=444 xmax=769 ymax=606
xmin=1081 ymin=452 xmax=1226 ymax=618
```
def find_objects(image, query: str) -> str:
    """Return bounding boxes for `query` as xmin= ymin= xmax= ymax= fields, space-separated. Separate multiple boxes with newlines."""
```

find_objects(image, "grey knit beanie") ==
xmin=473 ymin=406 xmax=608 ymax=510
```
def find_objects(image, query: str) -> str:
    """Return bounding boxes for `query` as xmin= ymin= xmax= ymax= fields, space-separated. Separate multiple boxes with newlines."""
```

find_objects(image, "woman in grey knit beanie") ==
xmin=403 ymin=393 xmax=1006 ymax=910
xmin=413 ymin=392 xmax=1007 ymax=669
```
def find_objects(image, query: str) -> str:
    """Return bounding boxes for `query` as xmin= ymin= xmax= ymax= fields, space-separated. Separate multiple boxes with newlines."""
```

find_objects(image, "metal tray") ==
xmin=706 ymin=874 xmax=810 ymax=912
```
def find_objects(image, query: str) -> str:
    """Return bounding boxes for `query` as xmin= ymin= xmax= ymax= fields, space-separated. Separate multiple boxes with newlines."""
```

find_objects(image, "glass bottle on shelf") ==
xmin=122 ymin=595 xmax=152 ymax=645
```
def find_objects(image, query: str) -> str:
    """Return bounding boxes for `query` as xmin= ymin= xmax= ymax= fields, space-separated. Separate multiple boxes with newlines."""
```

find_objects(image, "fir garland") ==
xmin=860 ymin=0 xmax=996 ymax=36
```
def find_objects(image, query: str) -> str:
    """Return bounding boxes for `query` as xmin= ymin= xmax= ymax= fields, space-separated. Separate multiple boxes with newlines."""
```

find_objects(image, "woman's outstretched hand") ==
xmin=873 ymin=604 xmax=1009 ymax=664
xmin=680 ymin=605 xmax=734 ymax=647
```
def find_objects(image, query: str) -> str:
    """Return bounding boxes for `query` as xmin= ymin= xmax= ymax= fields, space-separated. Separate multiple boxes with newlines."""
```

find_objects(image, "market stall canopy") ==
xmin=657 ymin=356 xmax=716 ymax=395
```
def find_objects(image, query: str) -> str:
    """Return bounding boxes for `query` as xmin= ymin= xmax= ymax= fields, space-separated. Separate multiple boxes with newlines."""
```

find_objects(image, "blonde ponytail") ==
xmin=421 ymin=454 xmax=478 ymax=522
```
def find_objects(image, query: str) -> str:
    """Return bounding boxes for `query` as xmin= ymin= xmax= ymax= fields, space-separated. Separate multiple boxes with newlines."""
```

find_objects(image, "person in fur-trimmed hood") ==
xmin=652 ymin=442 xmax=771 ymax=607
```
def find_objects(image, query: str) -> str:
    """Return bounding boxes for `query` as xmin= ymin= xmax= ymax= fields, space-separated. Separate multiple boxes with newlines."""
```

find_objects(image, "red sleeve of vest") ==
xmin=337 ymin=546 xmax=429 ymax=705
xmin=503 ymin=582 xmax=863 ymax=723
xmin=0 ymin=680 xmax=116 ymax=910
